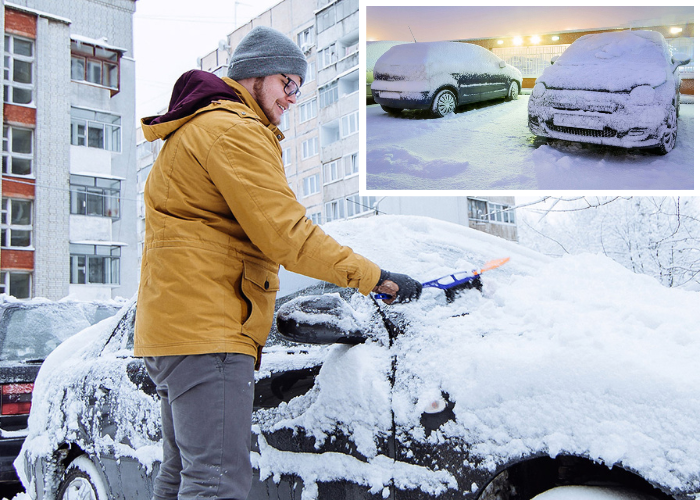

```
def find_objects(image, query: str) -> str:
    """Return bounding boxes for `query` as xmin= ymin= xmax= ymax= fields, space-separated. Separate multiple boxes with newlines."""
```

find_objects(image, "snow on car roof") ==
xmin=16 ymin=216 xmax=700 ymax=498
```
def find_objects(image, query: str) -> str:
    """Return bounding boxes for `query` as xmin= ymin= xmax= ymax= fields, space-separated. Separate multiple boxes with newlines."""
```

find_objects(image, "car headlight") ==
xmin=629 ymin=85 xmax=655 ymax=104
xmin=532 ymin=82 xmax=546 ymax=99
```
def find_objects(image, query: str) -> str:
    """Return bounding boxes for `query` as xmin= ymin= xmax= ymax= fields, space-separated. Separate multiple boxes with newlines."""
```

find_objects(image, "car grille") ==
xmin=548 ymin=124 xmax=617 ymax=138
xmin=551 ymin=102 xmax=617 ymax=114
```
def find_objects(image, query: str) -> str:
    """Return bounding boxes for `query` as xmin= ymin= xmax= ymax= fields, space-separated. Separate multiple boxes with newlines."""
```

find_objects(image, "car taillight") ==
xmin=1 ymin=383 xmax=33 ymax=415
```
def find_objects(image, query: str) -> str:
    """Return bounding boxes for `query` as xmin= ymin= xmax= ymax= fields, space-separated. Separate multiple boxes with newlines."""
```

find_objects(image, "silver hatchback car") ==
xmin=528 ymin=30 xmax=690 ymax=154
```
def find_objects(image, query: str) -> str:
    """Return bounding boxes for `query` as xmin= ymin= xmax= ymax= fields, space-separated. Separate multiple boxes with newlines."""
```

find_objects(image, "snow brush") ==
xmin=373 ymin=257 xmax=510 ymax=303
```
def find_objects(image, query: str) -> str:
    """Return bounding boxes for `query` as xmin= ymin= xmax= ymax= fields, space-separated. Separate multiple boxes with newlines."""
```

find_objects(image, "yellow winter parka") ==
xmin=134 ymin=76 xmax=380 ymax=363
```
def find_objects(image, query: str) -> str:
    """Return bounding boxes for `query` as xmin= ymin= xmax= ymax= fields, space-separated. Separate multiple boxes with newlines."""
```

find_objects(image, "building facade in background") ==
xmin=2 ymin=0 xmax=138 ymax=300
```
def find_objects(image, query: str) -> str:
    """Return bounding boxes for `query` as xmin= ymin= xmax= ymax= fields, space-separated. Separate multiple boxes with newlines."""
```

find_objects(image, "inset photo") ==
xmin=365 ymin=6 xmax=694 ymax=191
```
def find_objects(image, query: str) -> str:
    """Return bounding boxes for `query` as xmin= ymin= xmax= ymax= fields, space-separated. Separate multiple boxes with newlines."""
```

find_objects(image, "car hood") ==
xmin=537 ymin=62 xmax=668 ymax=92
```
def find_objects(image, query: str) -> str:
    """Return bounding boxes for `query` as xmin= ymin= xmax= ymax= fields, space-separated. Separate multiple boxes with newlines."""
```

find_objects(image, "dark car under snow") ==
xmin=13 ymin=216 xmax=700 ymax=500
xmin=371 ymin=41 xmax=522 ymax=117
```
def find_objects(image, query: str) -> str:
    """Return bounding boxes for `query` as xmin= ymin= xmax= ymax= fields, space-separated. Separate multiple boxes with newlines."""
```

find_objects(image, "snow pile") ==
xmin=542 ymin=31 xmax=670 ymax=91
xmin=252 ymin=215 xmax=700 ymax=497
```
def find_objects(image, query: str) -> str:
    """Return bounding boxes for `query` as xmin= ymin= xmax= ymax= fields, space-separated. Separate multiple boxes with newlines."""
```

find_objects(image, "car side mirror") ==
xmin=672 ymin=53 xmax=691 ymax=71
xmin=499 ymin=60 xmax=506 ymax=68
xmin=276 ymin=294 xmax=368 ymax=345
xmin=550 ymin=55 xmax=560 ymax=65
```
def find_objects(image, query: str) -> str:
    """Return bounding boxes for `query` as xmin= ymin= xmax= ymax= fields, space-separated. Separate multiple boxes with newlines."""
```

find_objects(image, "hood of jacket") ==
xmin=141 ymin=69 xmax=284 ymax=142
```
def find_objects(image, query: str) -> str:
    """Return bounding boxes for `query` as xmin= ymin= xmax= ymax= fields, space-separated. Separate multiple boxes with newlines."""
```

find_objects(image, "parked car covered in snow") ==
xmin=528 ymin=30 xmax=691 ymax=155
xmin=371 ymin=42 xmax=522 ymax=117
xmin=15 ymin=216 xmax=700 ymax=500
xmin=0 ymin=299 xmax=121 ymax=488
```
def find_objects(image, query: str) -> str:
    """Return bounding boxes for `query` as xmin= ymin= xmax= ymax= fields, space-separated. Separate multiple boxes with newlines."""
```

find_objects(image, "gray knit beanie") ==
xmin=228 ymin=26 xmax=307 ymax=85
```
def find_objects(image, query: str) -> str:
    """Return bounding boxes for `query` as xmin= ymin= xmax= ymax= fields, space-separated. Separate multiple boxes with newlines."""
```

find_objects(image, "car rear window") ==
xmin=0 ymin=304 xmax=118 ymax=362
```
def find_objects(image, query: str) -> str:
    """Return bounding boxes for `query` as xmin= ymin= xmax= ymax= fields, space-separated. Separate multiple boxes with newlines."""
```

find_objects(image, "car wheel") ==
xmin=506 ymin=81 xmax=519 ymax=101
xmin=56 ymin=455 xmax=108 ymax=500
xmin=431 ymin=89 xmax=457 ymax=117
xmin=532 ymin=486 xmax=653 ymax=500
xmin=654 ymin=106 xmax=677 ymax=155
xmin=380 ymin=104 xmax=403 ymax=115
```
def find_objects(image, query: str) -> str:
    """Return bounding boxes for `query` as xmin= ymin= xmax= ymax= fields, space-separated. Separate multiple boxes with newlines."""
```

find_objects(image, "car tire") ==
xmin=505 ymin=81 xmax=519 ymax=101
xmin=532 ymin=486 xmax=654 ymax=500
xmin=380 ymin=104 xmax=403 ymax=115
xmin=431 ymin=89 xmax=457 ymax=117
xmin=56 ymin=455 xmax=109 ymax=500
xmin=654 ymin=106 xmax=677 ymax=155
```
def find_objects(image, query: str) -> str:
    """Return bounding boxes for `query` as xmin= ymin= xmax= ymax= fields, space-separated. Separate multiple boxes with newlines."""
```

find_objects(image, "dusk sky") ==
xmin=366 ymin=6 xmax=694 ymax=43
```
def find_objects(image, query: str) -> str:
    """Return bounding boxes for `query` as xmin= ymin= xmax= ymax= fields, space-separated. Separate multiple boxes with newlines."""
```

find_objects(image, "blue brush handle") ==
xmin=373 ymin=271 xmax=478 ymax=300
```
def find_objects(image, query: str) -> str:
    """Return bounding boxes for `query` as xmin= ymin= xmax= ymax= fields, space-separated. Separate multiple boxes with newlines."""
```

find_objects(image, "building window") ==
xmin=317 ymin=6 xmax=335 ymax=33
xmin=306 ymin=61 xmax=316 ymax=83
xmin=2 ymin=125 xmax=33 ymax=177
xmin=346 ymin=194 xmax=377 ymax=218
xmin=282 ymin=148 xmax=292 ymax=167
xmin=320 ymin=44 xmax=338 ymax=68
xmin=297 ymin=27 xmax=314 ymax=49
xmin=309 ymin=211 xmax=322 ymax=225
xmin=1 ymin=198 xmax=32 ymax=249
xmin=344 ymin=152 xmax=358 ymax=176
xmin=3 ymin=35 xmax=34 ymax=106
xmin=70 ymin=40 xmax=120 ymax=90
xmin=319 ymin=81 xmax=339 ymax=108
xmin=298 ymin=98 xmax=317 ymax=123
xmin=279 ymin=111 xmax=290 ymax=132
xmin=488 ymin=203 xmax=516 ymax=224
xmin=302 ymin=137 xmax=318 ymax=159
xmin=0 ymin=271 xmax=31 ymax=299
xmin=70 ymin=175 xmax=121 ymax=218
xmin=325 ymin=199 xmax=345 ymax=222
xmin=70 ymin=244 xmax=120 ymax=285
xmin=323 ymin=160 xmax=341 ymax=184
xmin=341 ymin=111 xmax=359 ymax=137
xmin=468 ymin=199 xmax=489 ymax=222
xmin=70 ymin=107 xmax=121 ymax=152
xmin=302 ymin=173 xmax=320 ymax=197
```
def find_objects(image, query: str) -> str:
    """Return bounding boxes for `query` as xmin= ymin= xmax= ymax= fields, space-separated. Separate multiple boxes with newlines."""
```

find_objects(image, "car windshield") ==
xmin=557 ymin=31 xmax=668 ymax=67
xmin=0 ymin=304 xmax=117 ymax=362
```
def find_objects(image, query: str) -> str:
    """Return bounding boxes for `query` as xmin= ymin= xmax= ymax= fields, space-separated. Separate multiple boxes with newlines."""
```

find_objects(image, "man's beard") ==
xmin=252 ymin=77 xmax=280 ymax=126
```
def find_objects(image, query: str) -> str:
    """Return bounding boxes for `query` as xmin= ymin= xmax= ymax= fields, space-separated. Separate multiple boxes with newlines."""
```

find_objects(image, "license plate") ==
xmin=378 ymin=91 xmax=399 ymax=98
xmin=554 ymin=113 xmax=604 ymax=130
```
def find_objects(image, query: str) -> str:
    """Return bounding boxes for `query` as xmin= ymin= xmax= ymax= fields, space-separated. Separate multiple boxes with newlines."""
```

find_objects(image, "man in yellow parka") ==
xmin=135 ymin=26 xmax=421 ymax=500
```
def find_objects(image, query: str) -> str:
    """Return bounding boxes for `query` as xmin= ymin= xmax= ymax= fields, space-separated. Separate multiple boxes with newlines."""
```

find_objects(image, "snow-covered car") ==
xmin=528 ymin=30 xmax=691 ymax=155
xmin=15 ymin=216 xmax=700 ymax=500
xmin=371 ymin=42 xmax=522 ymax=117
xmin=0 ymin=300 xmax=121 ymax=488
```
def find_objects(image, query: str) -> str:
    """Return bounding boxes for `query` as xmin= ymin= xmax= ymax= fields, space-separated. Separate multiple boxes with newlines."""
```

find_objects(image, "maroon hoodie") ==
xmin=143 ymin=70 xmax=242 ymax=126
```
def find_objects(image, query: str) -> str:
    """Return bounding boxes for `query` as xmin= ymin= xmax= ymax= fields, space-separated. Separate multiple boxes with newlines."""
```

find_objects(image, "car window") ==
xmin=0 ymin=304 xmax=118 ymax=362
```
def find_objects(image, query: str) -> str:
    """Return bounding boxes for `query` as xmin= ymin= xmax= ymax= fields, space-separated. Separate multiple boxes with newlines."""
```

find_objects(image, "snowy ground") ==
xmin=365 ymin=96 xmax=694 ymax=190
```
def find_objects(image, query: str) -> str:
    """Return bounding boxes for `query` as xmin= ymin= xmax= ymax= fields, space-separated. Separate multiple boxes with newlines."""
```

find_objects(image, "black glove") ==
xmin=375 ymin=269 xmax=422 ymax=303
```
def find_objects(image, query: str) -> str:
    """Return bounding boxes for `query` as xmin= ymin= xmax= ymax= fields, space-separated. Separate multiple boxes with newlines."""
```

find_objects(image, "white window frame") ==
xmin=69 ymin=243 xmax=121 ymax=285
xmin=69 ymin=175 xmax=121 ymax=219
xmin=324 ymin=199 xmax=345 ymax=223
xmin=302 ymin=137 xmax=318 ymax=159
xmin=3 ymin=35 xmax=34 ymax=106
xmin=302 ymin=173 xmax=320 ymax=197
xmin=323 ymin=160 xmax=341 ymax=185
xmin=346 ymin=194 xmax=377 ymax=218
xmin=2 ymin=125 xmax=33 ymax=177
xmin=319 ymin=81 xmax=339 ymax=109
xmin=279 ymin=111 xmax=290 ymax=132
xmin=487 ymin=202 xmax=516 ymax=225
xmin=282 ymin=148 xmax=292 ymax=168
xmin=1 ymin=197 xmax=33 ymax=249
xmin=340 ymin=111 xmax=359 ymax=138
xmin=297 ymin=27 xmax=314 ymax=48
xmin=320 ymin=43 xmax=338 ymax=68
xmin=298 ymin=98 xmax=317 ymax=124
xmin=309 ymin=211 xmax=322 ymax=225
xmin=344 ymin=152 xmax=358 ymax=177
xmin=70 ymin=107 xmax=122 ymax=153
xmin=0 ymin=271 xmax=32 ymax=299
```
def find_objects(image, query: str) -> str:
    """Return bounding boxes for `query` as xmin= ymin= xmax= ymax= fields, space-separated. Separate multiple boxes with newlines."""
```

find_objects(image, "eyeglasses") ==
xmin=280 ymin=74 xmax=301 ymax=99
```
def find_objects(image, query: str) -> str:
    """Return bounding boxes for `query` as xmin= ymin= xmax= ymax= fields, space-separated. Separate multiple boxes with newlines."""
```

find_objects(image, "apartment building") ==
xmin=2 ymin=0 xmax=138 ymax=300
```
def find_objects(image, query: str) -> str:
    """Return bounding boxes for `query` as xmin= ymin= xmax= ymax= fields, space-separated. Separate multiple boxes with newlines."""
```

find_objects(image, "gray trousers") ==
xmin=145 ymin=353 xmax=255 ymax=500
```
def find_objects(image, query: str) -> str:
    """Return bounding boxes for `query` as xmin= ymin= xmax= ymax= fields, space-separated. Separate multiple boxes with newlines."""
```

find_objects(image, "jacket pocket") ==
xmin=240 ymin=261 xmax=280 ymax=346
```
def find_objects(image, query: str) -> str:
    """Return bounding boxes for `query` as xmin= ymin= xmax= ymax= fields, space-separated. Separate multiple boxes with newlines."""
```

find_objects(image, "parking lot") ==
xmin=365 ymin=95 xmax=694 ymax=191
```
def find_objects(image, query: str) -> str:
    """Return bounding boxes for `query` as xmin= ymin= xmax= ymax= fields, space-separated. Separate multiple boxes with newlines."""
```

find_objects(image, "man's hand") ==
xmin=373 ymin=270 xmax=422 ymax=304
